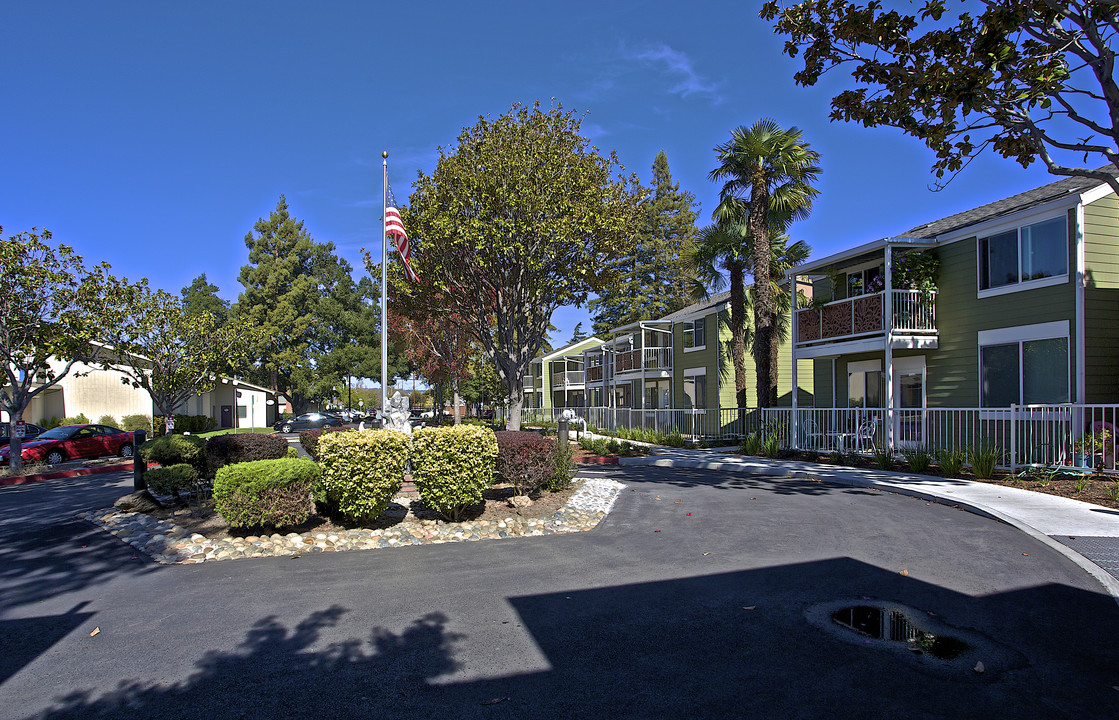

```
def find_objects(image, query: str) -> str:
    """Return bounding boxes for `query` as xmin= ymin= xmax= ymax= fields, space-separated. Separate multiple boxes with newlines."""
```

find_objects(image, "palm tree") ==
xmin=709 ymin=119 xmax=820 ymax=407
xmin=690 ymin=226 xmax=811 ymax=408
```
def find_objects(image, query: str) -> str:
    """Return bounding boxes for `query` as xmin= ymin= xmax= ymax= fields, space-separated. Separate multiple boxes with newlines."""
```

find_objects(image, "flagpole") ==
xmin=381 ymin=151 xmax=389 ymax=418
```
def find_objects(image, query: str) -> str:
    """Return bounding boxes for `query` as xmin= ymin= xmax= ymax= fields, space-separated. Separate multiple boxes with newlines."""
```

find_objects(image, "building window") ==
xmin=980 ymin=336 xmax=1069 ymax=407
xmin=237 ymin=405 xmax=247 ymax=419
xmin=979 ymin=215 xmax=1067 ymax=291
xmin=846 ymin=265 xmax=883 ymax=297
xmin=683 ymin=318 xmax=706 ymax=350
xmin=847 ymin=360 xmax=883 ymax=408
xmin=683 ymin=371 xmax=707 ymax=410
xmin=614 ymin=384 xmax=632 ymax=408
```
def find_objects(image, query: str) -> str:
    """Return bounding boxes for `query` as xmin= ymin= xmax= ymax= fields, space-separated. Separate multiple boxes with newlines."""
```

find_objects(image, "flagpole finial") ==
xmin=382 ymin=151 xmax=388 ymax=158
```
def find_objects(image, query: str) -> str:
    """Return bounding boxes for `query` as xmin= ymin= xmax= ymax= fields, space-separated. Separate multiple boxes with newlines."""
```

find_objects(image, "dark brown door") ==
xmin=221 ymin=405 xmax=233 ymax=428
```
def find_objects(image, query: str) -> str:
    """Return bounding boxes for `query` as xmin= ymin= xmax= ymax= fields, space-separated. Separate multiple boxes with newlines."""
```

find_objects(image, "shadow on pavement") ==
xmin=0 ymin=472 xmax=161 ymax=607
xmin=616 ymin=466 xmax=884 ymax=497
xmin=23 ymin=559 xmax=1119 ymax=720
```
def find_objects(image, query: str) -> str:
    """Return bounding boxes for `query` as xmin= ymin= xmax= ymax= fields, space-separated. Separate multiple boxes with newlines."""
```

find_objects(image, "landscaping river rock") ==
xmin=80 ymin=477 xmax=626 ymax=564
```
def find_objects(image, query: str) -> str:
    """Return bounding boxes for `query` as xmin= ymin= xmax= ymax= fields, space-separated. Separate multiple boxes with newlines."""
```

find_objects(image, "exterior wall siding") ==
xmin=925 ymin=215 xmax=1077 ymax=407
xmin=1083 ymin=193 xmax=1119 ymax=402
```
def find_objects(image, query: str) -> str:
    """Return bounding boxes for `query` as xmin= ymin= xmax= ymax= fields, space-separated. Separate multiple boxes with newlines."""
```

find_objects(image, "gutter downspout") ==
xmin=884 ymin=241 xmax=894 ymax=450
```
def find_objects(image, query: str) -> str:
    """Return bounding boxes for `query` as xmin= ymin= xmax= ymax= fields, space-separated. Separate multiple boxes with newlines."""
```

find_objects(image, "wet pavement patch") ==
xmin=806 ymin=599 xmax=1026 ymax=680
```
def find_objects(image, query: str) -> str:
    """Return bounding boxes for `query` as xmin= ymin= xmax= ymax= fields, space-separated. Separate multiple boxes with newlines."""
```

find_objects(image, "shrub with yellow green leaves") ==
xmin=411 ymin=425 xmax=498 ymax=521
xmin=316 ymin=429 xmax=411 ymax=520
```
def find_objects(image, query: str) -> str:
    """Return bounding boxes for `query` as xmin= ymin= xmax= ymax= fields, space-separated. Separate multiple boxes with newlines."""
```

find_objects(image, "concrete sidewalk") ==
xmin=620 ymin=446 xmax=1119 ymax=599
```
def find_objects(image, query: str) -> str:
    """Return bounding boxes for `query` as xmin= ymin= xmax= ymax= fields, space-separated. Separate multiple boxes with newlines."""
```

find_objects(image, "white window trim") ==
xmin=682 ymin=318 xmax=707 ymax=353
xmin=682 ymin=367 xmax=707 ymax=413
xmin=847 ymin=359 xmax=882 ymax=374
xmin=976 ymin=210 xmax=1070 ymax=299
xmin=977 ymin=320 xmax=1071 ymax=406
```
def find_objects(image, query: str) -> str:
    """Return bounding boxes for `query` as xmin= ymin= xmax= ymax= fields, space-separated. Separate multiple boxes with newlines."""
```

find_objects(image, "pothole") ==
xmin=806 ymin=600 xmax=1026 ymax=680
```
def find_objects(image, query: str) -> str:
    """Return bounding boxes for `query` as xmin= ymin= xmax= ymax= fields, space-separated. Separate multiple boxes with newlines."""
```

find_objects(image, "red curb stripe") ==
xmin=576 ymin=456 xmax=619 ymax=465
xmin=0 ymin=461 xmax=158 ymax=486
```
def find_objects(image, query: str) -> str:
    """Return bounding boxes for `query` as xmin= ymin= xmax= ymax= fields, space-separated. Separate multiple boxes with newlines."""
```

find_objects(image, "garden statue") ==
xmin=385 ymin=391 xmax=412 ymax=434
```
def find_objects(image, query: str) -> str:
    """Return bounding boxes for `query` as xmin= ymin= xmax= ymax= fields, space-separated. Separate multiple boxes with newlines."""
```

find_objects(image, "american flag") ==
xmin=386 ymin=187 xmax=419 ymax=282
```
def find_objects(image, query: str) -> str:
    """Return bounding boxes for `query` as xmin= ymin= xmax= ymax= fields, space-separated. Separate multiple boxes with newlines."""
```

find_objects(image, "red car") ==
xmin=0 ymin=424 xmax=135 ymax=465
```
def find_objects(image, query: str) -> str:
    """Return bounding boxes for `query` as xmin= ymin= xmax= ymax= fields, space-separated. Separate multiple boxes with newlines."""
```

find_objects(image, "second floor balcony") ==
xmin=796 ymin=289 xmax=937 ymax=346
xmin=552 ymin=370 xmax=586 ymax=388
xmin=613 ymin=347 xmax=673 ymax=376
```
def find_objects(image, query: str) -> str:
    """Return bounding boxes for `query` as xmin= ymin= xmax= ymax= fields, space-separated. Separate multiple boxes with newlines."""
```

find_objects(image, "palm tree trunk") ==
xmin=750 ymin=183 xmax=774 ymax=408
xmin=729 ymin=261 xmax=749 ymax=408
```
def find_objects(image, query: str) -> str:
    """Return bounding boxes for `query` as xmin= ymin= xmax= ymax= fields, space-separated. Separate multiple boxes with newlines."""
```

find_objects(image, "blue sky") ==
xmin=3 ymin=1 xmax=1062 ymax=358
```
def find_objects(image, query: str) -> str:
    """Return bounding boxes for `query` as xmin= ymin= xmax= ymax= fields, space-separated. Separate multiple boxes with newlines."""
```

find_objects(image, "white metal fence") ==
xmin=507 ymin=403 xmax=1119 ymax=470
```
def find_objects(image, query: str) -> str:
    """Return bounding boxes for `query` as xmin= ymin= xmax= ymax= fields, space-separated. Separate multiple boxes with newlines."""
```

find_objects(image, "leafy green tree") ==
xmin=0 ymin=227 xmax=117 ymax=470
xmin=761 ymin=0 xmax=1119 ymax=194
xmin=402 ymin=102 xmax=640 ymax=430
xmin=691 ymin=231 xmax=811 ymax=407
xmin=708 ymin=119 xmax=820 ymax=407
xmin=234 ymin=197 xmax=368 ymax=413
xmin=180 ymin=273 xmax=230 ymax=325
xmin=590 ymin=150 xmax=699 ymax=334
xmin=568 ymin=322 xmax=589 ymax=344
xmin=101 ymin=280 xmax=257 ymax=434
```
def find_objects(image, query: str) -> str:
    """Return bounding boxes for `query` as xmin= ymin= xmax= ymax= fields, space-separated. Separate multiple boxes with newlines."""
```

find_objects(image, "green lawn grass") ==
xmin=196 ymin=427 xmax=276 ymax=439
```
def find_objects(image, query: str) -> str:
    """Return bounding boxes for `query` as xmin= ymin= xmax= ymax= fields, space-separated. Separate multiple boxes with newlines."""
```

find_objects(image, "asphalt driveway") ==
xmin=1 ymin=466 xmax=1117 ymax=719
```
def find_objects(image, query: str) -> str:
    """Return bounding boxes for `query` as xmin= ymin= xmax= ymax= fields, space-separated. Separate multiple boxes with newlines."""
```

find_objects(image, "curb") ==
xmin=0 ymin=461 xmax=153 ymax=486
xmin=576 ymin=456 xmax=620 ymax=465
xmin=622 ymin=455 xmax=1119 ymax=604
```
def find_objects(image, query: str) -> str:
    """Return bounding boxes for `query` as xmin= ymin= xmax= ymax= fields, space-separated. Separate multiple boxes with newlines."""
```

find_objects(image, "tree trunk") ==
xmin=767 ymin=308 xmax=780 ymax=407
xmin=7 ymin=406 xmax=24 ymax=473
xmin=750 ymin=182 xmax=774 ymax=408
xmin=506 ymin=383 xmax=523 ymax=431
xmin=728 ymin=262 xmax=749 ymax=409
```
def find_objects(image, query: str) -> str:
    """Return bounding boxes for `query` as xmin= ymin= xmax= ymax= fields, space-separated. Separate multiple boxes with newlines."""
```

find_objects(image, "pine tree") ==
xmin=589 ymin=150 xmax=698 ymax=334
xmin=568 ymin=322 xmax=588 ymax=344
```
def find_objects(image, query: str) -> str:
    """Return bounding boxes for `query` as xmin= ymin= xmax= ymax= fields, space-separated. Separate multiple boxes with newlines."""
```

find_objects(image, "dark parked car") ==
xmin=0 ymin=424 xmax=135 ymax=465
xmin=274 ymin=412 xmax=346 ymax=434
xmin=0 ymin=423 xmax=47 ymax=448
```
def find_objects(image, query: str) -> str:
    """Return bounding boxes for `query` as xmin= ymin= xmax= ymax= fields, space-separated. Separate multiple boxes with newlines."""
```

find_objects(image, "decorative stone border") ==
xmin=80 ymin=477 xmax=626 ymax=564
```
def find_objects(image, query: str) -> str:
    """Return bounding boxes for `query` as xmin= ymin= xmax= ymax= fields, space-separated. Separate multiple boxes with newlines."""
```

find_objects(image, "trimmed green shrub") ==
xmin=140 ymin=433 xmax=207 ymax=472
xmin=547 ymin=437 xmax=576 ymax=492
xmin=287 ymin=446 xmax=299 ymax=459
xmin=666 ymin=428 xmax=686 ymax=448
xmin=40 ymin=416 xmax=61 ymax=429
xmin=412 ymin=425 xmax=498 ymax=521
xmin=60 ymin=414 xmax=90 ymax=426
xmin=317 ymin=429 xmax=411 ymax=520
xmin=121 ymin=414 xmax=153 ymax=434
xmin=205 ymin=433 xmax=288 ymax=474
xmin=495 ymin=431 xmax=554 ymax=496
xmin=96 ymin=414 xmax=118 ymax=428
xmin=145 ymin=463 xmax=199 ymax=499
xmin=214 ymin=458 xmax=319 ymax=528
xmin=299 ymin=426 xmax=354 ymax=461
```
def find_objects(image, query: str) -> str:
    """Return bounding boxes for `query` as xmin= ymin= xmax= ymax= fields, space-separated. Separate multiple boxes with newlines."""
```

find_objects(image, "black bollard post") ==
xmin=558 ymin=419 xmax=569 ymax=448
xmin=133 ymin=429 xmax=147 ymax=491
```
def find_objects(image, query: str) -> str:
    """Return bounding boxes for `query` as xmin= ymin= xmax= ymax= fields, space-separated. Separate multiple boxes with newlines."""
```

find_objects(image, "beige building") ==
xmin=3 ymin=356 xmax=278 ymax=430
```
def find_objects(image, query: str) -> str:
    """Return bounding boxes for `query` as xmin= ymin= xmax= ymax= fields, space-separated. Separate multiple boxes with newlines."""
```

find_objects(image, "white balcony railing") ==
xmin=614 ymin=347 xmax=673 ymax=374
xmin=552 ymin=370 xmax=586 ymax=387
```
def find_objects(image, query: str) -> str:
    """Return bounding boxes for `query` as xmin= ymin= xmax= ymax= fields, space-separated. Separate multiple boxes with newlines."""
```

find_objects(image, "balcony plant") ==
xmin=891 ymin=250 xmax=939 ymax=295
